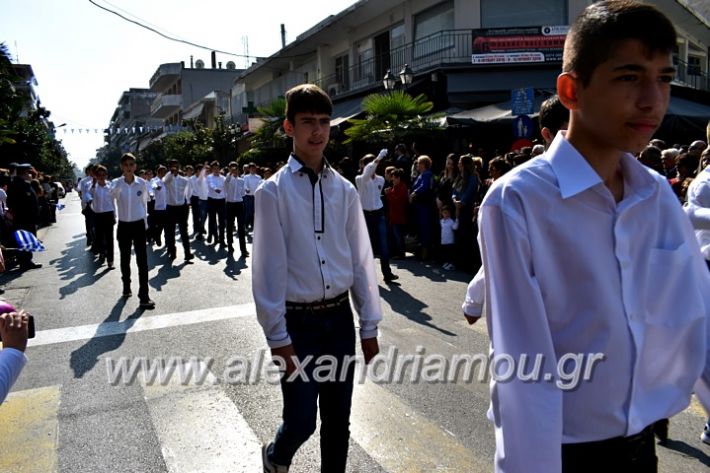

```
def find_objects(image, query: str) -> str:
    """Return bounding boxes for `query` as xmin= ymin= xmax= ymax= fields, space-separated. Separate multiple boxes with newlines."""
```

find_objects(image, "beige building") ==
xmin=230 ymin=0 xmax=709 ymax=128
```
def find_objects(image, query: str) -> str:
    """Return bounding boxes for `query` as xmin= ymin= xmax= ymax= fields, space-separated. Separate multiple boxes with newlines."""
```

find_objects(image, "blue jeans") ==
xmin=268 ymin=301 xmax=356 ymax=472
xmin=364 ymin=208 xmax=392 ymax=275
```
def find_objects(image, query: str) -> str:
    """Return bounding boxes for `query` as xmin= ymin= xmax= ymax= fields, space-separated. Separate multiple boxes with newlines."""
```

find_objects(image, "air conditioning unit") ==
xmin=327 ymin=83 xmax=342 ymax=97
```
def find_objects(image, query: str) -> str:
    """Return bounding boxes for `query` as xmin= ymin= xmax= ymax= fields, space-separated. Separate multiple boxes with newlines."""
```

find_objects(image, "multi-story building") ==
xmin=106 ymin=88 xmax=161 ymax=154
xmin=149 ymin=57 xmax=243 ymax=142
xmin=11 ymin=64 xmax=40 ymax=117
xmin=230 ymin=0 xmax=709 ymax=143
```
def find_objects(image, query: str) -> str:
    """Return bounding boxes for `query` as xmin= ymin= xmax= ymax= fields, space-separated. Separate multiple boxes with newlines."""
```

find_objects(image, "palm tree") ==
xmin=343 ymin=90 xmax=440 ymax=144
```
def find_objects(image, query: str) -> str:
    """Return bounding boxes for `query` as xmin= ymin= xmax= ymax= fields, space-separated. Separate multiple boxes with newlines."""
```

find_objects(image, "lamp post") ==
xmin=383 ymin=64 xmax=414 ymax=90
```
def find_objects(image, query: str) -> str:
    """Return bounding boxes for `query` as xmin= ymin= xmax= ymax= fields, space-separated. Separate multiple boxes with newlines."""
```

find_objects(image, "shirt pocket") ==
xmin=643 ymin=242 xmax=705 ymax=327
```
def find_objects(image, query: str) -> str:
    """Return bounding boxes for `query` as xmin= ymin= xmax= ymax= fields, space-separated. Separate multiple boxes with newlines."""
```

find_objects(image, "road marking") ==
xmin=0 ymin=385 xmax=61 ymax=473
xmin=30 ymin=303 xmax=256 ymax=347
xmin=350 ymin=379 xmax=489 ymax=473
xmin=141 ymin=360 xmax=262 ymax=472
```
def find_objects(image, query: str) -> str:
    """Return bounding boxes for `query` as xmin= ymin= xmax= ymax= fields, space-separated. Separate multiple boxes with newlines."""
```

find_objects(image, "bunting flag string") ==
xmin=60 ymin=125 xmax=191 ymax=136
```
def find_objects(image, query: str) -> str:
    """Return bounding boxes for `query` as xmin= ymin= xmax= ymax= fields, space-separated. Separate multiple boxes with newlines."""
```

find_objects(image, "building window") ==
xmin=355 ymin=41 xmax=373 ymax=82
xmin=335 ymin=54 xmax=350 ymax=88
xmin=413 ymin=1 xmax=455 ymax=60
xmin=688 ymin=55 xmax=701 ymax=76
xmin=481 ymin=0 xmax=567 ymax=28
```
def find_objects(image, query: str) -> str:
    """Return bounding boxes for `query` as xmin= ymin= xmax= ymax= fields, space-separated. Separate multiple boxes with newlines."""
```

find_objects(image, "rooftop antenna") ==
xmin=281 ymin=24 xmax=286 ymax=49
xmin=242 ymin=36 xmax=249 ymax=69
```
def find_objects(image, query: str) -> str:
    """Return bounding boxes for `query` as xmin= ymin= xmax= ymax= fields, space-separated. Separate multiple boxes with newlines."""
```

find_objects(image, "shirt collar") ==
xmin=544 ymin=132 xmax=656 ymax=200
xmin=287 ymin=153 xmax=332 ymax=175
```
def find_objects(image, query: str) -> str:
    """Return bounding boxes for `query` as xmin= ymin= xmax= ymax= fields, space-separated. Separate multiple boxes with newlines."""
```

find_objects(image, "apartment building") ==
xmin=230 ymin=0 xmax=709 ymax=129
xmin=106 ymin=88 xmax=161 ymax=154
xmin=149 ymin=57 xmax=243 ymax=138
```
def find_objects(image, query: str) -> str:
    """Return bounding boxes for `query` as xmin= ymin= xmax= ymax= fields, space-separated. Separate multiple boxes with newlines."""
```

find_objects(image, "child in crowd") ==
xmin=439 ymin=205 xmax=458 ymax=270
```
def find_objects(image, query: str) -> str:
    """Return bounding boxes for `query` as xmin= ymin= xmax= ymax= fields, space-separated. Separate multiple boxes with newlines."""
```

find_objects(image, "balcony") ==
xmin=150 ymin=63 xmax=182 ymax=91
xmin=317 ymin=30 xmax=476 ymax=97
xmin=318 ymin=29 xmax=710 ymax=99
xmin=151 ymin=94 xmax=181 ymax=118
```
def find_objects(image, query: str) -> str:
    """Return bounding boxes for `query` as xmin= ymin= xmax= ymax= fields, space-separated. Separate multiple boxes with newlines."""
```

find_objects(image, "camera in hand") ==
xmin=0 ymin=301 xmax=35 ymax=340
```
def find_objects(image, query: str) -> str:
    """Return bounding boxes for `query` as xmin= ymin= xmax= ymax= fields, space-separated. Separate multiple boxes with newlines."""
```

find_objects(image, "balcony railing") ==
xmin=150 ymin=63 xmax=182 ymax=91
xmin=318 ymin=29 xmax=474 ymax=97
xmin=674 ymin=57 xmax=710 ymax=93
xmin=317 ymin=29 xmax=710 ymax=98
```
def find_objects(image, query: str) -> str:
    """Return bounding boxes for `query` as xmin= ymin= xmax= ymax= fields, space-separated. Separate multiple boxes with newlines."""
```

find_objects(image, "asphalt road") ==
xmin=0 ymin=193 xmax=709 ymax=472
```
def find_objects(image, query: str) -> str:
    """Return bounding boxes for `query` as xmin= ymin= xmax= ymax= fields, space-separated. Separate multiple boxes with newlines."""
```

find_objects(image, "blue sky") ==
xmin=2 ymin=0 xmax=357 ymax=168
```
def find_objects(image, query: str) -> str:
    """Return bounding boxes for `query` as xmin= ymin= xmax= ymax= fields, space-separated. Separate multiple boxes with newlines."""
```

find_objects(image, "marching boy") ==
xmin=253 ymin=84 xmax=382 ymax=473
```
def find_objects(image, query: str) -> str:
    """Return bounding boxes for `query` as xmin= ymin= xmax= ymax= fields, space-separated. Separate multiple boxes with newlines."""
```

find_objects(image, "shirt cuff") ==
xmin=266 ymin=334 xmax=293 ymax=349
xmin=359 ymin=326 xmax=379 ymax=340
xmin=462 ymin=300 xmax=483 ymax=318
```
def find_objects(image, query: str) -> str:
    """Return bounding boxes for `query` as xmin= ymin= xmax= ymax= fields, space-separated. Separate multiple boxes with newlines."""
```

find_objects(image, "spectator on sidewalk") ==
xmin=7 ymin=164 xmax=41 ymax=270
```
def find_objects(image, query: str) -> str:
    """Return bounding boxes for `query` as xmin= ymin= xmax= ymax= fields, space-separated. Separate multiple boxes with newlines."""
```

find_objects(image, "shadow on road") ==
xmin=379 ymin=283 xmax=457 ymax=337
xmin=69 ymin=296 xmax=145 ymax=378
xmin=224 ymin=254 xmax=247 ymax=280
xmin=660 ymin=439 xmax=710 ymax=467
xmin=51 ymin=235 xmax=112 ymax=299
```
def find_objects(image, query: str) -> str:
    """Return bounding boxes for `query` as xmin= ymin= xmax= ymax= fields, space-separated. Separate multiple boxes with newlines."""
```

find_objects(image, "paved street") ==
xmin=1 ymin=193 xmax=709 ymax=472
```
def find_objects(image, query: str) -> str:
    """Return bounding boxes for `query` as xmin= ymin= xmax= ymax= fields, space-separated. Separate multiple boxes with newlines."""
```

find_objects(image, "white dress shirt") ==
xmin=252 ymin=154 xmax=383 ymax=348
xmin=439 ymin=217 xmax=458 ymax=245
xmin=111 ymin=176 xmax=149 ymax=223
xmin=684 ymin=165 xmax=710 ymax=260
xmin=243 ymin=173 xmax=263 ymax=196
xmin=151 ymin=177 xmax=167 ymax=210
xmin=462 ymin=266 xmax=485 ymax=317
xmin=479 ymin=133 xmax=710 ymax=473
xmin=191 ymin=168 xmax=208 ymax=200
xmin=79 ymin=176 xmax=94 ymax=209
xmin=355 ymin=158 xmax=385 ymax=211
xmin=225 ymin=175 xmax=246 ymax=203
xmin=163 ymin=171 xmax=190 ymax=206
xmin=90 ymin=182 xmax=115 ymax=214
xmin=206 ymin=174 xmax=226 ymax=200
xmin=0 ymin=348 xmax=27 ymax=404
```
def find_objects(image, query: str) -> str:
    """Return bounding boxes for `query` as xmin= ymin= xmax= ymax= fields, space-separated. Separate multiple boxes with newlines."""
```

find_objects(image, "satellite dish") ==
xmin=226 ymin=61 xmax=236 ymax=70
xmin=195 ymin=59 xmax=205 ymax=69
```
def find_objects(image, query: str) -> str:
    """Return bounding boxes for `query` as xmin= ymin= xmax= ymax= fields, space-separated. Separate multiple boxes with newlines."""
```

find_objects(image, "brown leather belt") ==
xmin=285 ymin=292 xmax=349 ymax=312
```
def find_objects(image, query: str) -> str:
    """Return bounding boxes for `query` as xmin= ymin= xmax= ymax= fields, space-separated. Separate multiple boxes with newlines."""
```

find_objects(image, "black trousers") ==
xmin=269 ymin=297 xmax=356 ymax=472
xmin=83 ymin=205 xmax=96 ymax=245
xmin=225 ymin=201 xmax=247 ymax=252
xmin=117 ymin=220 xmax=150 ymax=301
xmin=561 ymin=425 xmax=657 ymax=473
xmin=207 ymin=197 xmax=225 ymax=242
xmin=165 ymin=204 xmax=190 ymax=257
xmin=190 ymin=195 xmax=202 ymax=234
xmin=93 ymin=211 xmax=115 ymax=263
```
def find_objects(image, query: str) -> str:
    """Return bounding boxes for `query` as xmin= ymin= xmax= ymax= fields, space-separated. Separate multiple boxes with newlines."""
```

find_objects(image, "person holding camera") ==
xmin=0 ymin=310 xmax=29 ymax=404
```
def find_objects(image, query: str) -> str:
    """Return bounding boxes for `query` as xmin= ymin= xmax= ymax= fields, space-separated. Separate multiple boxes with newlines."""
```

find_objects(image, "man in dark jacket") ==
xmin=7 ymin=164 xmax=41 ymax=270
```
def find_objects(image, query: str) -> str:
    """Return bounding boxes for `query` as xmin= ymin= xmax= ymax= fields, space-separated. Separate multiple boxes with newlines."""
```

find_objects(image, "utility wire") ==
xmin=87 ymin=0 xmax=313 ymax=60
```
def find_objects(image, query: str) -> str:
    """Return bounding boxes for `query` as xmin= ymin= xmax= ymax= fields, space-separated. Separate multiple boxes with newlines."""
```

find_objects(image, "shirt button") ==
xmin=317 ymin=236 xmax=321 ymax=240
xmin=326 ymin=285 xmax=330 ymax=290
xmin=321 ymin=260 xmax=325 ymax=265
xmin=299 ymin=173 xmax=304 ymax=177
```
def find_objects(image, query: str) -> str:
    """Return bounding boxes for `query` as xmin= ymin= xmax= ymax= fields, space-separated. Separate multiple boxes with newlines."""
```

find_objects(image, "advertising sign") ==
xmin=472 ymin=26 xmax=568 ymax=65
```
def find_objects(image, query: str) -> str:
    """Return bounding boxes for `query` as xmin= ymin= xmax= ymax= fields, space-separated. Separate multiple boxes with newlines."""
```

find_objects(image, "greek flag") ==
xmin=14 ymin=230 xmax=45 ymax=252
xmin=55 ymin=203 xmax=66 ymax=210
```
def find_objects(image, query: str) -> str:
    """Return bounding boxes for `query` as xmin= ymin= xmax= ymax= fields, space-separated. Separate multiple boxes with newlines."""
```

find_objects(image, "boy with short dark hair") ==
xmin=112 ymin=153 xmax=154 ymax=309
xmin=253 ymin=84 xmax=382 ymax=473
xmin=478 ymin=2 xmax=710 ymax=471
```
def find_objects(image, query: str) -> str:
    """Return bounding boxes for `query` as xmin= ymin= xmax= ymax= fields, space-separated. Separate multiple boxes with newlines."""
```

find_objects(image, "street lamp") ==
xmin=383 ymin=64 xmax=414 ymax=90
xmin=383 ymin=69 xmax=398 ymax=91
xmin=399 ymin=64 xmax=414 ymax=86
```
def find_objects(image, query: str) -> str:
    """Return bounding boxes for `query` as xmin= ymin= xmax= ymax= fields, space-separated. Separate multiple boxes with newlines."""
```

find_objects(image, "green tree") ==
xmin=0 ymin=42 xmax=74 ymax=181
xmin=343 ymin=90 xmax=440 ymax=144
xmin=241 ymin=97 xmax=288 ymax=165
